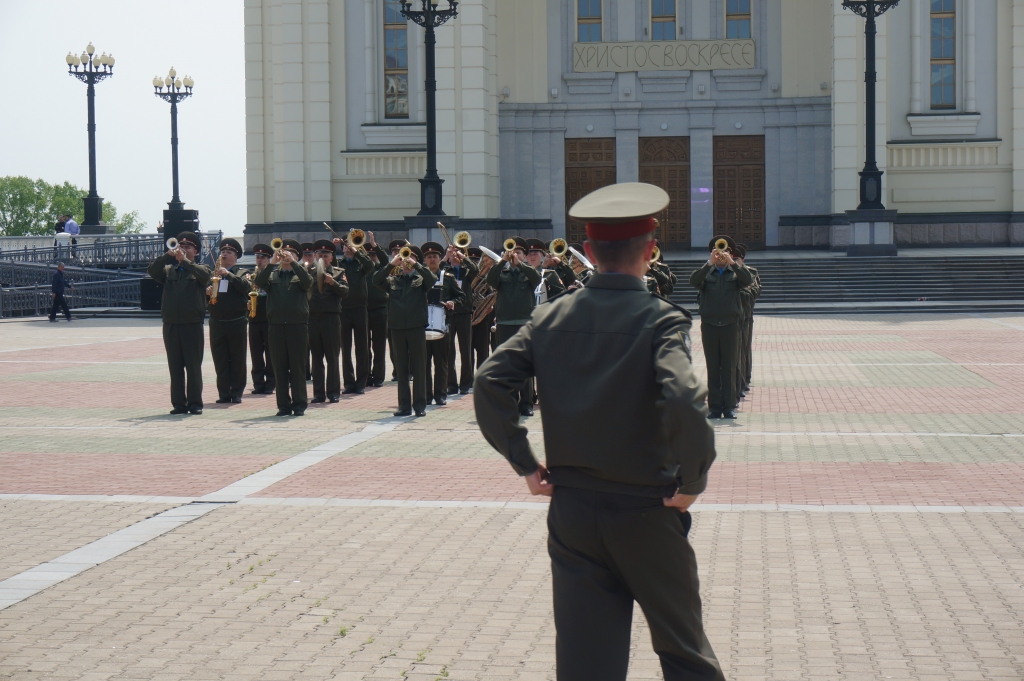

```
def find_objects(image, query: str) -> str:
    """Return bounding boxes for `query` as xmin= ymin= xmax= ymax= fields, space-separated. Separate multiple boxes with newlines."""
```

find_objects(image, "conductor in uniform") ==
xmin=148 ymin=231 xmax=211 ymax=415
xmin=208 ymin=238 xmax=250 ymax=404
xmin=474 ymin=183 xmax=723 ymax=681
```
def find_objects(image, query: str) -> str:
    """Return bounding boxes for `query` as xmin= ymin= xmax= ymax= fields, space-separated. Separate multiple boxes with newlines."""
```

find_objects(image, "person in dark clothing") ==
xmin=444 ymin=244 xmax=479 ymax=395
xmin=332 ymin=235 xmax=375 ymax=394
xmin=147 ymin=232 xmax=211 ymax=415
xmin=366 ymin=234 xmax=390 ymax=388
xmin=690 ymin=235 xmax=753 ymax=420
xmin=248 ymin=243 xmax=276 ymax=394
xmin=49 ymin=263 xmax=73 ymax=322
xmin=475 ymin=182 xmax=723 ymax=681
xmin=308 ymin=239 xmax=349 ymax=403
xmin=208 ymin=238 xmax=250 ymax=404
xmin=421 ymin=241 xmax=466 ymax=406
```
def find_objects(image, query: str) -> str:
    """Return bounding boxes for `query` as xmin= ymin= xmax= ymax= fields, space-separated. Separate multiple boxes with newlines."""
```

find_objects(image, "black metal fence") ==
xmin=0 ymin=262 xmax=144 ymax=288
xmin=0 ymin=232 xmax=222 ymax=269
xmin=0 ymin=279 xmax=141 ymax=318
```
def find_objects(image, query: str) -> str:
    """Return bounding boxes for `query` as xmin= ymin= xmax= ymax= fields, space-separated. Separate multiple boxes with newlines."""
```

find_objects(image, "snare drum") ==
xmin=425 ymin=304 xmax=447 ymax=340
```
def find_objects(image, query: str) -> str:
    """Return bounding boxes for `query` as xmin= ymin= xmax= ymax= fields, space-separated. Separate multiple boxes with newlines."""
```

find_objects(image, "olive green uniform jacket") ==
xmin=254 ymin=263 xmax=314 ymax=324
xmin=308 ymin=266 xmax=350 ymax=313
xmin=484 ymin=262 xmax=542 ymax=325
xmin=208 ymin=266 xmax=251 ymax=321
xmin=337 ymin=249 xmax=374 ymax=309
xmin=474 ymin=272 xmax=715 ymax=496
xmin=443 ymin=257 xmax=479 ymax=314
xmin=147 ymin=254 xmax=212 ymax=324
xmin=689 ymin=262 xmax=753 ymax=326
xmin=372 ymin=262 xmax=438 ymax=329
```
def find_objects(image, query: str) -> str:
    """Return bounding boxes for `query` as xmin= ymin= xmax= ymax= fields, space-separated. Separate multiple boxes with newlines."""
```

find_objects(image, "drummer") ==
xmin=421 ymin=242 xmax=466 ymax=406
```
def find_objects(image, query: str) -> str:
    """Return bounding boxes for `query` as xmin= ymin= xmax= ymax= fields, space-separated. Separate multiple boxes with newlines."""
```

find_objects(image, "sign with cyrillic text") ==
xmin=572 ymin=40 xmax=755 ymax=73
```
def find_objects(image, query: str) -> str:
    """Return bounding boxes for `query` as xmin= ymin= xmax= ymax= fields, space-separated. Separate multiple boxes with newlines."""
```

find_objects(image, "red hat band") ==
xmin=585 ymin=218 xmax=657 ymax=241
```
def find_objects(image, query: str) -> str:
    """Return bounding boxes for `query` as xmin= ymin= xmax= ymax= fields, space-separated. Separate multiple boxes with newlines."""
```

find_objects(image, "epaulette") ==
xmin=651 ymin=291 xmax=694 ymax=320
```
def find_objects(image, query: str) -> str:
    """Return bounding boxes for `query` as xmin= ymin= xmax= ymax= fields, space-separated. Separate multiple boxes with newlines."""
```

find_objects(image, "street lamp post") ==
xmin=841 ymin=0 xmax=900 ymax=211
xmin=153 ymin=68 xmax=195 ymax=212
xmin=66 ymin=43 xmax=114 ymax=228
xmin=401 ymin=0 xmax=458 ymax=216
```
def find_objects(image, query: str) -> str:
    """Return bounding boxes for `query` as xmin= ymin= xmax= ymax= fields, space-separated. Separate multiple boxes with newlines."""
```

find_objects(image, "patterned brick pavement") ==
xmin=1 ymin=313 xmax=1023 ymax=680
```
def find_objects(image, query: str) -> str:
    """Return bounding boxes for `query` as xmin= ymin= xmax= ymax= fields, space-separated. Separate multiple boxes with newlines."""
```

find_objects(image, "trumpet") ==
xmin=714 ymin=238 xmax=729 ymax=252
xmin=166 ymin=237 xmax=179 ymax=251
xmin=399 ymin=245 xmax=413 ymax=260
xmin=348 ymin=228 xmax=366 ymax=250
xmin=503 ymin=238 xmax=517 ymax=253
xmin=650 ymin=245 xmax=661 ymax=265
xmin=549 ymin=238 xmax=568 ymax=260
xmin=270 ymin=237 xmax=283 ymax=252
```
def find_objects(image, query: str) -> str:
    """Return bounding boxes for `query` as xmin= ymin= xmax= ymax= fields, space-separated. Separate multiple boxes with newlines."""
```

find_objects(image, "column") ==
xmin=244 ymin=0 xmax=267 ymax=224
xmin=307 ymin=0 xmax=332 ymax=221
xmin=1013 ymin=0 xmax=1024 ymax=211
xmin=831 ymin=0 xmax=860 ymax=213
xmin=364 ymin=0 xmax=376 ymax=123
xmin=965 ymin=0 xmax=977 ymax=112
xmin=910 ymin=0 xmax=922 ymax=114
xmin=272 ymin=0 xmax=305 ymax=222
xmin=689 ymin=107 xmax=715 ymax=249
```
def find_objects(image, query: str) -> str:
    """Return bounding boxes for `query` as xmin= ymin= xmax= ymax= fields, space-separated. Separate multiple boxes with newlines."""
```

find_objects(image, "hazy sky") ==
xmin=0 ymin=1 xmax=245 ymax=237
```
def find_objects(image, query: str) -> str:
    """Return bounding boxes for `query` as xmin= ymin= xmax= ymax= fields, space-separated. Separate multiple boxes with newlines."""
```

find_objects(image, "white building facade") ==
xmin=244 ymin=0 xmax=1024 ymax=250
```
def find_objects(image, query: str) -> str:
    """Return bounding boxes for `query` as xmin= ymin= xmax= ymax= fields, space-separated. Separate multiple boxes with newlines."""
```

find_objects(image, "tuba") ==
xmin=470 ymin=248 xmax=499 ymax=326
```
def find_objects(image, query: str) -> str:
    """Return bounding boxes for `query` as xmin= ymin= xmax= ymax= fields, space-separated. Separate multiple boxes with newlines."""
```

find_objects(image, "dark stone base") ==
xmin=847 ymin=244 xmax=898 ymax=257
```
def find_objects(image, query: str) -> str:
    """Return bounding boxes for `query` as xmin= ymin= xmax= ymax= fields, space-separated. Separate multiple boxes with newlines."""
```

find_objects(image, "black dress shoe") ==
xmin=250 ymin=388 xmax=263 ymax=395
xmin=391 ymin=377 xmax=398 ymax=382
xmin=435 ymin=398 xmax=447 ymax=406
xmin=169 ymin=408 xmax=189 ymax=415
xmin=354 ymin=388 xmax=365 ymax=395
xmin=447 ymin=386 xmax=459 ymax=395
xmin=722 ymin=410 xmax=737 ymax=419
xmin=520 ymin=407 xmax=534 ymax=417
xmin=231 ymin=396 xmax=242 ymax=404
xmin=393 ymin=409 xmax=412 ymax=417
xmin=372 ymin=381 xmax=384 ymax=388
xmin=292 ymin=408 xmax=306 ymax=416
xmin=459 ymin=388 xmax=471 ymax=395
xmin=263 ymin=387 xmax=276 ymax=394
xmin=276 ymin=409 xmax=291 ymax=417
xmin=414 ymin=410 xmax=426 ymax=417
xmin=328 ymin=396 xmax=340 ymax=403
xmin=216 ymin=398 xmax=231 ymax=404
xmin=310 ymin=396 xmax=326 ymax=404
xmin=188 ymin=408 xmax=203 ymax=415
xmin=342 ymin=387 xmax=358 ymax=395
xmin=707 ymin=411 xmax=722 ymax=419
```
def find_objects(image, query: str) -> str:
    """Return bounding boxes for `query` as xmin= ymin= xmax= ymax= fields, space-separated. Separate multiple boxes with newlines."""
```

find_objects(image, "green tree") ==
xmin=0 ymin=176 xmax=146 ymax=236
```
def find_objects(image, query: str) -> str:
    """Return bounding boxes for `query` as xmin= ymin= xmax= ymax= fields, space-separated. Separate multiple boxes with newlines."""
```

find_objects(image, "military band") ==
xmin=149 ymin=224 xmax=761 ymax=425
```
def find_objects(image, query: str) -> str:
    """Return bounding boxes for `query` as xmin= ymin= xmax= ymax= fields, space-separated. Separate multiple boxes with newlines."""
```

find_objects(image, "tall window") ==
xmin=577 ymin=0 xmax=601 ymax=42
xmin=726 ymin=0 xmax=751 ymax=39
xmin=652 ymin=0 xmax=676 ymax=40
xmin=930 ymin=0 xmax=955 ymax=109
xmin=384 ymin=0 xmax=408 ymax=119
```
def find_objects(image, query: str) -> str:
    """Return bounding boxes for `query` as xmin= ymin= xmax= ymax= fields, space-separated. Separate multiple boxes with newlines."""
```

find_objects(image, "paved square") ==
xmin=1 ymin=314 xmax=1023 ymax=680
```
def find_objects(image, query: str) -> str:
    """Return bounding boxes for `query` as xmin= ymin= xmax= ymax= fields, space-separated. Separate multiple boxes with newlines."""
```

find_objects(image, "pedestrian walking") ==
xmin=48 ymin=263 xmax=73 ymax=322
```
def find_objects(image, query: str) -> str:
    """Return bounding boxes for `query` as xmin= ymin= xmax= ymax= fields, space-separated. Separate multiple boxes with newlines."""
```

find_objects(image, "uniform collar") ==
xmin=585 ymin=273 xmax=647 ymax=291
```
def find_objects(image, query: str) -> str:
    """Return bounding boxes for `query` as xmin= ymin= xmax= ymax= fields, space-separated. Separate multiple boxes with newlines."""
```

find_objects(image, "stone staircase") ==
xmin=664 ymin=253 xmax=1024 ymax=314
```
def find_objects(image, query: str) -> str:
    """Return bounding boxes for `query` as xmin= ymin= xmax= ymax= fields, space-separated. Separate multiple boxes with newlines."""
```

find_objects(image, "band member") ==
xmin=332 ymin=235 xmax=374 ymax=395
xmin=484 ymin=236 xmax=541 ymax=417
xmin=474 ymin=182 xmax=723 ymax=681
xmin=147 ymin=231 xmax=211 ymax=415
xmin=309 ymin=239 xmax=349 ymax=403
xmin=421 ymin=242 xmax=466 ymax=405
xmin=525 ymin=239 xmax=572 ymax=303
xmin=653 ymin=240 xmax=677 ymax=295
xmin=373 ymin=244 xmax=436 ymax=417
xmin=467 ymin=246 xmax=495 ymax=370
xmin=646 ymin=261 xmax=671 ymax=296
xmin=255 ymin=239 xmax=313 ymax=416
xmin=301 ymin=242 xmax=315 ymax=381
xmin=366 ymin=235 xmax=391 ymax=388
xmin=386 ymin=239 xmax=407 ymax=382
xmin=208 ymin=238 xmax=250 ymax=404
xmin=734 ymin=244 xmax=760 ymax=399
xmin=690 ymin=235 xmax=752 ymax=420
xmin=248 ymin=243 xmax=275 ymax=394
xmin=444 ymin=243 xmax=479 ymax=395
xmin=569 ymin=242 xmax=595 ymax=286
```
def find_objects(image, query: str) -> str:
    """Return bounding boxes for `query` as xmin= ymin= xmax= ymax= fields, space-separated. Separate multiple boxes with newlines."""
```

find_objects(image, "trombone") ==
xmin=437 ymin=222 xmax=472 ymax=253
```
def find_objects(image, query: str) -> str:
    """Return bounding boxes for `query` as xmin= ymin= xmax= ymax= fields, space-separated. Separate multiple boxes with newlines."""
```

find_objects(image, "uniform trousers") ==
xmin=494 ymin=323 xmax=534 ymax=411
xmin=744 ymin=316 xmax=755 ymax=388
xmin=391 ymin=327 xmax=427 ymax=412
xmin=248 ymin=321 xmax=275 ymax=392
xmin=426 ymin=335 xmax=449 ymax=403
xmin=209 ymin=316 xmax=248 ymax=399
xmin=367 ymin=307 xmax=388 ymax=385
xmin=341 ymin=307 xmax=370 ymax=390
xmin=309 ymin=312 xmax=342 ymax=400
xmin=269 ymin=323 xmax=309 ymax=413
xmin=447 ymin=312 xmax=473 ymax=391
xmin=734 ymin=316 xmax=750 ymax=399
xmin=472 ymin=314 xmax=493 ymax=369
xmin=548 ymin=487 xmax=724 ymax=681
xmin=700 ymin=321 xmax=739 ymax=413
xmin=162 ymin=323 xmax=205 ymax=411
xmin=49 ymin=294 xmax=71 ymax=321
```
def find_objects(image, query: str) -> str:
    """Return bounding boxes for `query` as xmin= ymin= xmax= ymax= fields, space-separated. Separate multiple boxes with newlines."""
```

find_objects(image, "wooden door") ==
xmin=638 ymin=137 xmax=691 ymax=248
xmin=712 ymin=136 xmax=765 ymax=249
xmin=565 ymin=138 xmax=616 ymax=244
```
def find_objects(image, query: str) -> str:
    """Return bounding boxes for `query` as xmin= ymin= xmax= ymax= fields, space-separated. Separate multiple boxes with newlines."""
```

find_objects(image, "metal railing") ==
xmin=0 ymin=278 xmax=141 ymax=318
xmin=0 ymin=232 xmax=222 ymax=268
xmin=0 ymin=261 xmax=144 ymax=288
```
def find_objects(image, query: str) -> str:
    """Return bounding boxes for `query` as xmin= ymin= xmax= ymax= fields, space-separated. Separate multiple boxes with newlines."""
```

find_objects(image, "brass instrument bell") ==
xmin=347 ymin=228 xmax=366 ymax=250
xmin=399 ymin=245 xmax=413 ymax=260
xmin=549 ymin=238 xmax=568 ymax=259
xmin=650 ymin=245 xmax=661 ymax=264
xmin=166 ymin=237 xmax=179 ymax=250
xmin=270 ymin=237 xmax=284 ymax=251
xmin=503 ymin=238 xmax=517 ymax=253
xmin=714 ymin=238 xmax=729 ymax=252
xmin=454 ymin=231 xmax=471 ymax=250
